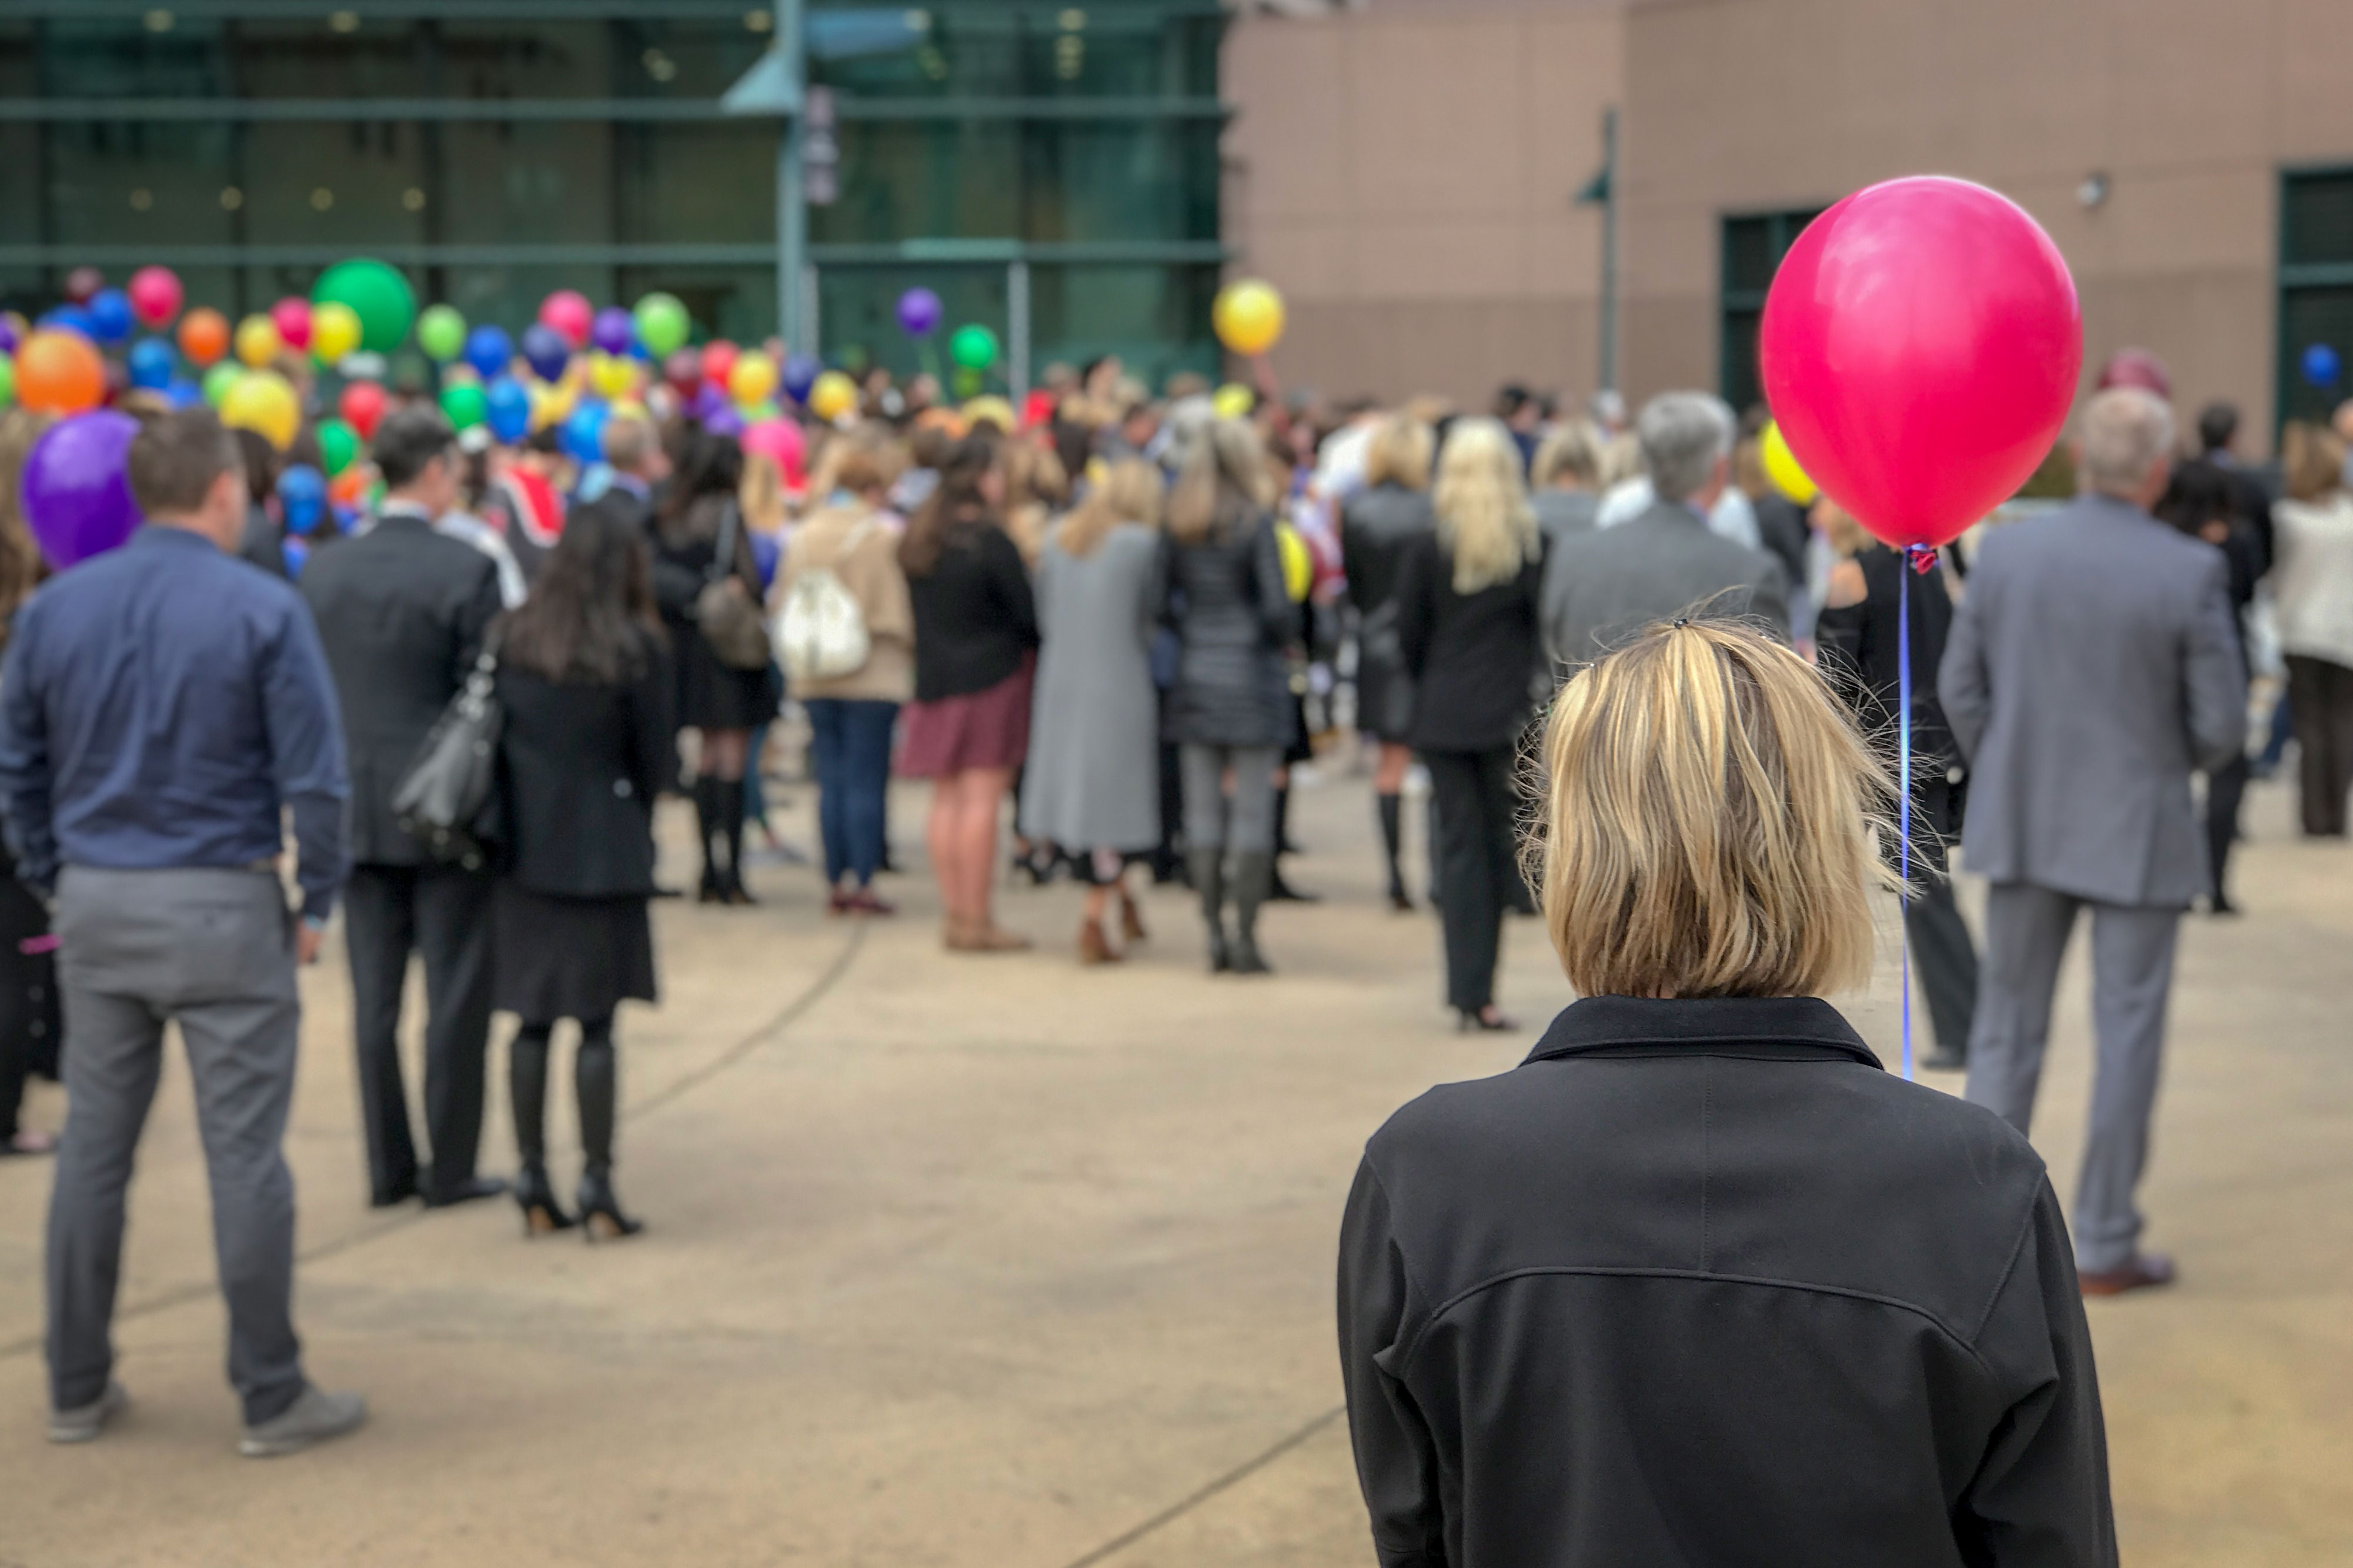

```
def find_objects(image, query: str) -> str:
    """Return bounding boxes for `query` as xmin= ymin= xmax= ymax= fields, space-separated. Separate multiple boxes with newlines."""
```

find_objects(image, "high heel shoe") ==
xmin=1457 ymin=1007 xmax=1517 ymax=1034
xmin=514 ymin=1165 xmax=576 ymax=1237
xmin=576 ymin=1169 xmax=643 ymax=1242
xmin=1118 ymin=889 xmax=1148 ymax=944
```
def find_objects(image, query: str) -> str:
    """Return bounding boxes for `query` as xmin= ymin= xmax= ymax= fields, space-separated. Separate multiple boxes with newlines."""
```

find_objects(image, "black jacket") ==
xmin=1163 ymin=511 xmax=1298 ymax=749
xmin=1394 ymin=530 xmax=1545 ymax=753
xmin=1815 ymin=543 xmax=1959 ymax=768
xmin=299 ymin=508 xmax=504 ymax=867
xmin=493 ymin=644 xmax=674 ymax=898
xmin=238 ymin=503 xmax=289 ymax=580
xmin=907 ymin=521 xmax=1038 ymax=703
xmin=1341 ymin=996 xmax=2113 ymax=1568
xmin=1341 ymin=484 xmax=1435 ymax=742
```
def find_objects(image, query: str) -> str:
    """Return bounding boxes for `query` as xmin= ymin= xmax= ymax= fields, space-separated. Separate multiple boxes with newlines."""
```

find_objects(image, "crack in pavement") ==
xmin=1052 ymin=1403 xmax=1349 ymax=1568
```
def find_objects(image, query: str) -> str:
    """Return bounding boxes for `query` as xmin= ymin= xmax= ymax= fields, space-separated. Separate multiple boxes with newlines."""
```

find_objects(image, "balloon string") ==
xmin=1897 ymin=544 xmax=1937 ymax=1081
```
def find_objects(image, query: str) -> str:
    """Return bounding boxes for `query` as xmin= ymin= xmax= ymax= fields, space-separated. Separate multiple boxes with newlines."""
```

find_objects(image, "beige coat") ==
xmin=777 ymin=501 xmax=916 ymax=703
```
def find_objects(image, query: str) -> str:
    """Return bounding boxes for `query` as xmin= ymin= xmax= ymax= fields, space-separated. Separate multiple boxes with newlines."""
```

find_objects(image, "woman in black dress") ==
xmin=492 ymin=502 xmax=674 ymax=1240
xmin=654 ymin=432 xmax=769 ymax=904
xmin=1340 ymin=414 xmax=1436 ymax=909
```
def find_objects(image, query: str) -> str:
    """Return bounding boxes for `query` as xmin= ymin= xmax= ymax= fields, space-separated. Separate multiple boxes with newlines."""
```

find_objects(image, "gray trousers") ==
xmin=47 ymin=866 xmax=307 ymax=1426
xmin=1179 ymin=743 xmax=1282 ymax=855
xmin=1964 ymin=880 xmax=2180 ymax=1274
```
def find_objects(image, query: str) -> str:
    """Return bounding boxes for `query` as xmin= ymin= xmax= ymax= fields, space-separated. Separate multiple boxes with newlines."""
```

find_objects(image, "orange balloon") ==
xmin=14 ymin=330 xmax=107 ymax=415
xmin=178 ymin=306 xmax=231 ymax=368
xmin=329 ymin=467 xmax=371 ymax=508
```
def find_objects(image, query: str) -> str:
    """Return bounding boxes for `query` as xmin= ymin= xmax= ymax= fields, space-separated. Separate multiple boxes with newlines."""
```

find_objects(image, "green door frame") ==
xmin=2277 ymin=164 xmax=2353 ymax=441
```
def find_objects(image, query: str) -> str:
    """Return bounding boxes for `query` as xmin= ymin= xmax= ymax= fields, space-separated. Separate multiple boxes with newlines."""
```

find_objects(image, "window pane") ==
xmin=818 ymin=265 xmax=1008 ymax=381
xmin=242 ymin=121 xmax=426 ymax=248
xmin=618 ymin=265 xmax=778 ymax=346
xmin=814 ymin=122 xmax=1020 ymax=245
xmin=441 ymin=122 xmax=615 ymax=246
xmin=45 ymin=120 xmax=239 ymax=248
xmin=2285 ymin=173 xmax=2353 ymax=268
xmin=616 ymin=124 xmax=778 ymax=245
xmin=434 ymin=21 xmax=609 ymax=100
xmin=1031 ymin=263 xmax=1218 ymax=389
xmin=228 ymin=18 xmax=426 ymax=98
xmin=2282 ymin=288 xmax=2353 ymax=427
xmin=1723 ymin=218 xmax=1773 ymax=296
xmin=1022 ymin=121 xmax=1217 ymax=243
xmin=1722 ymin=308 xmax=1762 ymax=416
xmin=612 ymin=17 xmax=775 ymax=99
xmin=36 ymin=16 xmax=228 ymax=98
xmin=1022 ymin=11 xmax=1219 ymax=98
xmin=440 ymin=263 xmax=621 ymax=336
xmin=807 ymin=8 xmax=1022 ymax=98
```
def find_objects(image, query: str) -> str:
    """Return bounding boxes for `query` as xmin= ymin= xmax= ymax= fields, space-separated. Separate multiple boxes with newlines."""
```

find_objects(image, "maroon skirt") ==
xmin=895 ymin=659 xmax=1034 ymax=779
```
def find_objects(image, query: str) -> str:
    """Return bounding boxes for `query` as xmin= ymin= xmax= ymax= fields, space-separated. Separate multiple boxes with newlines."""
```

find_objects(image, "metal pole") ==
xmin=776 ymin=0 xmax=806 ymax=353
xmin=1599 ymin=105 xmax=1618 ymax=396
xmin=1007 ymin=258 xmax=1030 ymax=401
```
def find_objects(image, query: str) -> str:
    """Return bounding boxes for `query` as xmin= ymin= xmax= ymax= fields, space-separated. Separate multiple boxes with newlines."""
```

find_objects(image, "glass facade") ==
xmin=0 ymin=3 xmax=1227 ymax=383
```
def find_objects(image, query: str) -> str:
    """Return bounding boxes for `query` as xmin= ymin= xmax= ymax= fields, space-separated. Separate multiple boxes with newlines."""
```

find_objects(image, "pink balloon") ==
xmin=742 ymin=417 xmax=805 ymax=475
xmin=126 ymin=266 xmax=184 ymax=329
xmin=1759 ymin=176 xmax=2082 ymax=551
xmin=539 ymin=289 xmax=594 ymax=351
xmin=269 ymin=296 xmax=312 ymax=351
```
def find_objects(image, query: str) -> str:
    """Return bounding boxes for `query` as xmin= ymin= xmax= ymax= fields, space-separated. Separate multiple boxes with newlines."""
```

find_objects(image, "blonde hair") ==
xmin=2282 ymin=420 xmax=2347 ymax=503
xmin=1168 ymin=417 xmax=1274 ymax=545
xmin=1537 ymin=620 xmax=1899 ymax=999
xmin=1813 ymin=495 xmax=1874 ymax=559
xmin=1362 ymin=415 xmax=1434 ymax=492
xmin=1432 ymin=416 xmax=1539 ymax=594
xmin=1531 ymin=421 xmax=1602 ymax=490
xmin=1056 ymin=458 xmax=1164 ymax=558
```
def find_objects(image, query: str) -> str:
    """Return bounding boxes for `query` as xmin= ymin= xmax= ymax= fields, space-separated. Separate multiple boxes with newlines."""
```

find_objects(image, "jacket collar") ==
xmin=1523 ymin=995 xmax=1883 ymax=1070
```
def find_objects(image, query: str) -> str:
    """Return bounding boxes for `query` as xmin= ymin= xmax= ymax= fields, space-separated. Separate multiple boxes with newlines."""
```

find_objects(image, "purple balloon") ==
xmin=591 ymin=306 xmax=635 ymax=356
xmin=896 ymin=286 xmax=942 ymax=337
xmin=0 ymin=317 xmax=19 ymax=356
xmin=782 ymin=351 xmax=822 ymax=402
xmin=692 ymin=382 xmax=731 ymax=422
xmin=704 ymin=406 xmax=746 ymax=439
xmin=21 ymin=412 xmax=143 ymax=569
xmin=521 ymin=323 xmax=571 ymax=382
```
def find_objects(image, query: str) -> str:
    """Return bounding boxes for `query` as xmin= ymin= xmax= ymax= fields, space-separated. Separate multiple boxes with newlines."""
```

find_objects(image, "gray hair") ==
xmin=2078 ymin=387 xmax=2175 ymax=498
xmin=1637 ymin=392 xmax=1736 ymax=502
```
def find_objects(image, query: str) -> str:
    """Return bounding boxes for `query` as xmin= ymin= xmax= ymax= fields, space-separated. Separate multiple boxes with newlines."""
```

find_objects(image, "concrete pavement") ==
xmin=0 ymin=766 xmax=2347 ymax=1566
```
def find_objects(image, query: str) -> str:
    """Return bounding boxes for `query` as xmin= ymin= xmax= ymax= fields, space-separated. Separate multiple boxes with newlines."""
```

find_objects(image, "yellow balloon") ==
xmin=1212 ymin=279 xmax=1285 ymax=358
xmin=728 ymin=351 xmax=778 ymax=409
xmin=588 ymin=352 xmax=636 ymax=401
xmin=1276 ymin=521 xmax=1312 ymax=603
xmin=808 ymin=369 xmax=858 ymax=423
xmin=310 ymin=301 xmax=362 ymax=365
xmin=962 ymin=395 xmax=1016 ymax=433
xmin=234 ymin=313 xmax=282 ymax=369
xmin=1761 ymin=421 xmax=1819 ymax=506
xmin=221 ymin=370 xmax=301 ymax=451
xmin=1212 ymin=382 xmax=1255 ymax=420
xmin=529 ymin=381 xmax=575 ymax=432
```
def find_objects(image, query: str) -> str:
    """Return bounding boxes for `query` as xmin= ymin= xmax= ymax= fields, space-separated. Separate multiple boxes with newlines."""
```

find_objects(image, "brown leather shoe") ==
xmin=1078 ymin=918 xmax=1121 ymax=966
xmin=1118 ymin=889 xmax=1148 ymax=944
xmin=2079 ymin=1252 xmax=2177 ymax=1297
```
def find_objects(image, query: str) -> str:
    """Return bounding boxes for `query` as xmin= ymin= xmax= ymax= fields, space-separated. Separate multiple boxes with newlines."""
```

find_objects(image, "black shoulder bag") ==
xmin=391 ymin=629 xmax=504 ymax=872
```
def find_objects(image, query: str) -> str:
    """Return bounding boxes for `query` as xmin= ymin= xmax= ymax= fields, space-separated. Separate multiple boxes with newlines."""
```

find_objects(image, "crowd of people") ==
xmin=1 ymin=318 xmax=2351 ymax=1487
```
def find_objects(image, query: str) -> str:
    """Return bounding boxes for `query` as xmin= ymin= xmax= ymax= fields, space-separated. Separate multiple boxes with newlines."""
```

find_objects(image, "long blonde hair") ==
xmin=1537 ymin=620 xmax=1899 ymax=999
xmin=1432 ymin=416 xmax=1538 ymax=593
xmin=1168 ymin=416 xmax=1274 ymax=545
xmin=1362 ymin=415 xmax=1434 ymax=491
xmin=1057 ymin=458 xmax=1164 ymax=558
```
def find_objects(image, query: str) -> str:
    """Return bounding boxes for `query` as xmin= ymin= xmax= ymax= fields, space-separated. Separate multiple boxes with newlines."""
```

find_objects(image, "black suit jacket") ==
xmin=299 ymin=509 xmax=504 ymax=866
xmin=494 ymin=645 xmax=674 ymax=898
xmin=1393 ymin=529 xmax=1545 ymax=754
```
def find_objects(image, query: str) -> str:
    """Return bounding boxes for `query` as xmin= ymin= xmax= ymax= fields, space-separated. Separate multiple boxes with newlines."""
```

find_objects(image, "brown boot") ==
xmin=974 ymin=920 xmax=1032 ymax=953
xmin=1079 ymin=918 xmax=1121 ymax=966
xmin=1118 ymin=889 xmax=1147 ymax=944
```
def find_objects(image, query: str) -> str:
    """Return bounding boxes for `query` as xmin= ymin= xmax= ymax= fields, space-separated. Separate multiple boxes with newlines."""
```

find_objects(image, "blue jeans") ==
xmin=805 ymin=699 xmax=898 ymax=886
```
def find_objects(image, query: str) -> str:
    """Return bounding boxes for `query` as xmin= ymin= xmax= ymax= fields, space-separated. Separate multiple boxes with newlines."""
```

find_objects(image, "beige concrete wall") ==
xmin=1618 ymin=0 xmax=2353 ymax=447
xmin=1221 ymin=0 xmax=1625 ymax=409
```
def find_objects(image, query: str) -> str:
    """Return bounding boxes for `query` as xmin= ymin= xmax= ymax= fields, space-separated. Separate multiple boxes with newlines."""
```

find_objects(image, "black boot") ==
xmin=574 ymin=1019 xmax=641 ymax=1240
xmin=1189 ymin=848 xmax=1229 ymax=973
xmin=692 ymin=779 xmax=724 ymax=903
xmin=1230 ymin=852 xmax=1275 ymax=976
xmin=719 ymin=778 xmax=756 ymax=905
xmin=509 ymin=1025 xmax=574 ymax=1235
xmin=1378 ymin=793 xmax=1409 ymax=911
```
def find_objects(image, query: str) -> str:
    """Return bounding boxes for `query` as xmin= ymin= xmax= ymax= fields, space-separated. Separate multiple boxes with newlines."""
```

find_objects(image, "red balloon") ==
xmin=1759 ymin=176 xmax=2082 ymax=551
xmin=539 ymin=289 xmax=594 ymax=351
xmin=700 ymin=339 xmax=739 ymax=389
xmin=270 ymin=296 xmax=313 ymax=352
xmin=338 ymin=379 xmax=388 ymax=441
xmin=126 ymin=266 xmax=184 ymax=328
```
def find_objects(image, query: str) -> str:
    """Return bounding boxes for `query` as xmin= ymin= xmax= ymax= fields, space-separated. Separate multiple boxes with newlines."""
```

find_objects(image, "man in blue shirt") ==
xmin=0 ymin=407 xmax=368 ymax=1457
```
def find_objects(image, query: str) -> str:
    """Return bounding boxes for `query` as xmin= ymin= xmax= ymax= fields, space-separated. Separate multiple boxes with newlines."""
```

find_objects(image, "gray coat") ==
xmin=1541 ymin=499 xmax=1791 ymax=667
xmin=1163 ymin=511 xmax=1298 ymax=749
xmin=1020 ymin=522 xmax=1164 ymax=852
xmin=1939 ymin=494 xmax=2247 ymax=909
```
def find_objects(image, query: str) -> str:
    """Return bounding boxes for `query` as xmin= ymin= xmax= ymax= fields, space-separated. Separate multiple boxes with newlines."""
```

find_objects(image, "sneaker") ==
xmin=239 ymin=1384 xmax=368 ymax=1459
xmin=48 ymin=1380 xmax=129 ymax=1444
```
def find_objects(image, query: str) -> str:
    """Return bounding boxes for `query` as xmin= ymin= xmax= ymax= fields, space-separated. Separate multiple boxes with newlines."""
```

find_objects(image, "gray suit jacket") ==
xmin=1542 ymin=499 xmax=1791 ymax=666
xmin=1938 ymin=494 xmax=2246 ymax=909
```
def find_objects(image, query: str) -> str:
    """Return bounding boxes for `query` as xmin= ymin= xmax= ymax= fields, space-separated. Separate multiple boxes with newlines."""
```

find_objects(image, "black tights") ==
xmin=510 ymin=1016 xmax=618 ymax=1177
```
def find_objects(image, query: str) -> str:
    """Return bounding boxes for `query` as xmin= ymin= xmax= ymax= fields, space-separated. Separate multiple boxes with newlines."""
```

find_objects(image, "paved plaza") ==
xmin=1 ymin=768 xmax=2348 ymax=1567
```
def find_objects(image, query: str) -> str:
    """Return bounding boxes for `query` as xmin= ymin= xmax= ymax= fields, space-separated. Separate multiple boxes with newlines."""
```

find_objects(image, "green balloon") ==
xmin=439 ymin=381 xmax=487 ymax=431
xmin=0 ymin=354 xmax=14 ymax=408
xmin=949 ymin=323 xmax=999 ymax=372
xmin=416 ymin=303 xmax=467 ymax=363
xmin=317 ymin=417 xmax=359 ymax=477
xmin=311 ymin=258 xmax=417 ymax=355
xmin=202 ymin=361 xmax=243 ymax=407
xmin=632 ymin=292 xmax=690 ymax=358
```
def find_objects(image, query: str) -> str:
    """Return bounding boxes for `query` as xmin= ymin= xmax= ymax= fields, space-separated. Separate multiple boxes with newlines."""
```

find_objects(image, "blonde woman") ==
xmin=1340 ymin=413 xmax=1436 ymax=910
xmin=1164 ymin=417 xmax=1295 ymax=974
xmin=1019 ymin=460 xmax=1166 ymax=963
xmin=2270 ymin=421 xmax=2353 ymax=836
xmin=1394 ymin=418 xmax=1544 ymax=1029
xmin=1342 ymin=621 xmax=2111 ymax=1562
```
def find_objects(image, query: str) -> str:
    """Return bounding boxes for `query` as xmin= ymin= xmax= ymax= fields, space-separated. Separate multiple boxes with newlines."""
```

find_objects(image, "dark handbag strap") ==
xmin=457 ymin=625 xmax=501 ymax=718
xmin=706 ymin=502 xmax=741 ymax=590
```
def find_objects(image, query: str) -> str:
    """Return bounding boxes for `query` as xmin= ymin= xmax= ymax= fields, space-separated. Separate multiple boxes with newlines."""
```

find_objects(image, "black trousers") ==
xmin=1424 ymin=746 xmax=1519 ymax=1013
xmin=2285 ymin=654 xmax=2353 ymax=837
xmin=344 ymin=862 xmax=495 ymax=1204
xmin=2204 ymin=753 xmax=2250 ymax=903
xmin=1902 ymin=774 xmax=1979 ymax=1057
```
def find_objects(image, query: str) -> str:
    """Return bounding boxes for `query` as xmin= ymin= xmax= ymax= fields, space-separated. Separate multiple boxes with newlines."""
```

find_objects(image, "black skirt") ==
xmin=671 ymin=614 xmax=776 ymax=732
xmin=492 ymin=882 xmax=656 ymax=1025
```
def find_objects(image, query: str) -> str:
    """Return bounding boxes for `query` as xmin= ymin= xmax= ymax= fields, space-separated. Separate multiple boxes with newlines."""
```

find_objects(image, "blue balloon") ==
xmin=165 ymin=377 xmax=202 ymax=409
xmin=521 ymin=323 xmax=570 ymax=383
xmin=38 ymin=305 xmax=96 ymax=339
xmin=562 ymin=401 xmax=609 ymax=465
xmin=2302 ymin=342 xmax=2341 ymax=389
xmin=86 ymin=288 xmax=134 ymax=343
xmin=749 ymin=528 xmax=780 ymax=592
xmin=276 ymin=463 xmax=328 ymax=536
xmin=126 ymin=337 xmax=178 ymax=391
xmin=485 ymin=376 xmax=532 ymax=445
xmin=280 ymin=536 xmax=310 ymax=580
xmin=781 ymin=351 xmax=822 ymax=403
xmin=462 ymin=323 xmax=515 ymax=381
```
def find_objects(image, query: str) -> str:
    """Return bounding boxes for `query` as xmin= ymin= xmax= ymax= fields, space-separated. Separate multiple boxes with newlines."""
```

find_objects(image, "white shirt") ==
xmin=436 ymin=511 xmax=529 ymax=609
xmin=1595 ymin=476 xmax=1764 ymax=552
xmin=2270 ymin=491 xmax=2353 ymax=670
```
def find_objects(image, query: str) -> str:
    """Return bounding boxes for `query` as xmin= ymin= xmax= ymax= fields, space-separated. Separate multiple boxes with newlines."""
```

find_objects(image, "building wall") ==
xmin=1222 ymin=0 xmax=1624 ymax=409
